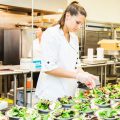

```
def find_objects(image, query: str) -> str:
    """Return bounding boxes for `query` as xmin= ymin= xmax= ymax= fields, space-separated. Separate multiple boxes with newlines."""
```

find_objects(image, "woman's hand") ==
xmin=76 ymin=72 xmax=97 ymax=89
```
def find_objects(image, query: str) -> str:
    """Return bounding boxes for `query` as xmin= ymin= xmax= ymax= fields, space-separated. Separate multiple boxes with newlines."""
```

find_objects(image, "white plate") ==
xmin=6 ymin=111 xmax=20 ymax=120
xmin=34 ymin=104 xmax=50 ymax=113
xmin=113 ymin=99 xmax=120 ymax=102
xmin=82 ymin=58 xmax=108 ymax=64
xmin=62 ymin=104 xmax=73 ymax=108
xmin=95 ymin=109 xmax=119 ymax=120
xmin=54 ymin=117 xmax=73 ymax=120
xmin=91 ymin=98 xmax=111 ymax=108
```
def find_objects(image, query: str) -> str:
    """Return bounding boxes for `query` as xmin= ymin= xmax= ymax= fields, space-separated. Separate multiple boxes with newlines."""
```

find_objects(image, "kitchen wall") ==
xmin=0 ymin=0 xmax=67 ymax=12
xmin=1 ymin=0 xmax=120 ymax=26
xmin=68 ymin=0 xmax=120 ymax=24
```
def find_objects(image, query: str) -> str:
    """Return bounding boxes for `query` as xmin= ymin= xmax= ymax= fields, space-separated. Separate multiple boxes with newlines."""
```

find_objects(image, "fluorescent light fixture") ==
xmin=57 ymin=8 xmax=64 ymax=13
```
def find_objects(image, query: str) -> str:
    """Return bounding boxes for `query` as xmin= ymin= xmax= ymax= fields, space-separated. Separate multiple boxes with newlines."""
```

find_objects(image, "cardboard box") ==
xmin=98 ymin=39 xmax=120 ymax=50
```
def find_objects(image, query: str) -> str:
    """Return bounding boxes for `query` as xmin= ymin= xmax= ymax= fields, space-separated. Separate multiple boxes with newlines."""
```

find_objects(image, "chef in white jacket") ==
xmin=28 ymin=28 xmax=43 ymax=59
xmin=28 ymin=28 xmax=43 ymax=87
xmin=35 ymin=1 xmax=97 ymax=101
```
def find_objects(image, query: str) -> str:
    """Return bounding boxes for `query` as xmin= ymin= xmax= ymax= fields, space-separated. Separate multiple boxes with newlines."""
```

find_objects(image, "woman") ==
xmin=28 ymin=28 xmax=43 ymax=59
xmin=28 ymin=28 xmax=43 ymax=87
xmin=35 ymin=1 xmax=97 ymax=100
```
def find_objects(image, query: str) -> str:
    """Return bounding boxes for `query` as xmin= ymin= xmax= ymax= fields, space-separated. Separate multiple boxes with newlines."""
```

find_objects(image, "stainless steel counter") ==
xmin=0 ymin=65 xmax=29 ymax=106
xmin=81 ymin=61 xmax=120 ymax=87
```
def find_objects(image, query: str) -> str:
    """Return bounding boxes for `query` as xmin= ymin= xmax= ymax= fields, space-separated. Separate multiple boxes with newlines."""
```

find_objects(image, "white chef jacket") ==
xmin=35 ymin=24 xmax=80 ymax=101
xmin=28 ymin=38 xmax=41 ymax=59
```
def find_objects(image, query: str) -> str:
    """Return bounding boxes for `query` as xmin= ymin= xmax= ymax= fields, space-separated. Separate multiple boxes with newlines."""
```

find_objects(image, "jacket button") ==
xmin=76 ymin=62 xmax=78 ymax=64
xmin=75 ymin=67 xmax=77 ymax=69
xmin=47 ymin=61 xmax=50 ymax=64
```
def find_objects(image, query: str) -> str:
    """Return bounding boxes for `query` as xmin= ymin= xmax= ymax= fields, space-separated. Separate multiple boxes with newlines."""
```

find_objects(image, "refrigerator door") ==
xmin=4 ymin=29 xmax=21 ymax=65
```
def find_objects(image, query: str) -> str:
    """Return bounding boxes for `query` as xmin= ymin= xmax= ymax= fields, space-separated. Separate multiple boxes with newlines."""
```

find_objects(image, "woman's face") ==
xmin=36 ymin=28 xmax=42 ymax=39
xmin=65 ymin=12 xmax=85 ymax=32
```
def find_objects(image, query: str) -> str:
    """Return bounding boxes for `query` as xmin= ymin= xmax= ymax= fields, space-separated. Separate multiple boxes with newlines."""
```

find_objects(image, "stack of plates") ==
xmin=82 ymin=58 xmax=108 ymax=65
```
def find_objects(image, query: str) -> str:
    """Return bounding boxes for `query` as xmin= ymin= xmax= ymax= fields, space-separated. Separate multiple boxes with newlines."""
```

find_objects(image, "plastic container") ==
xmin=20 ymin=58 xmax=32 ymax=70
xmin=26 ymin=77 xmax=33 ymax=89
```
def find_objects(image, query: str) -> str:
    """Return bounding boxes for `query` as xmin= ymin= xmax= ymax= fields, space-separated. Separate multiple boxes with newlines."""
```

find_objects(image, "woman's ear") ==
xmin=65 ymin=12 xmax=71 ymax=20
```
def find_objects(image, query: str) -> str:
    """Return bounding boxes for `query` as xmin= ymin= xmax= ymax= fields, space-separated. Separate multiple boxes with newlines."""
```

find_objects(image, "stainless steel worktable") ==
xmin=0 ymin=65 xmax=29 ymax=106
xmin=0 ymin=65 xmax=41 ymax=107
xmin=81 ymin=61 xmax=120 ymax=87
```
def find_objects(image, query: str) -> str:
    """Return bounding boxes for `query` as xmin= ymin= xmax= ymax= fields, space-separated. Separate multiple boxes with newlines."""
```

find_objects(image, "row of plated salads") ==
xmin=0 ymin=83 xmax=120 ymax=120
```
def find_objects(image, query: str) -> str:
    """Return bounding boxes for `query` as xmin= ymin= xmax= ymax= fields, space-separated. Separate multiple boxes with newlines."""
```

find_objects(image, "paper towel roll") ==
xmin=97 ymin=48 xmax=104 ymax=60
xmin=87 ymin=48 xmax=93 ymax=61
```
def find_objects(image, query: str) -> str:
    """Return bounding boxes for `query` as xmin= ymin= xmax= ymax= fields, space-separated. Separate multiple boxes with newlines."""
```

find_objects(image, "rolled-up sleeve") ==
xmin=41 ymin=30 xmax=59 ymax=72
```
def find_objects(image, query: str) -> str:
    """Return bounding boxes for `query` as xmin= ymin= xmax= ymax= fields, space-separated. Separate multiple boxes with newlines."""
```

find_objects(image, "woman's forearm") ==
xmin=45 ymin=68 xmax=77 ymax=79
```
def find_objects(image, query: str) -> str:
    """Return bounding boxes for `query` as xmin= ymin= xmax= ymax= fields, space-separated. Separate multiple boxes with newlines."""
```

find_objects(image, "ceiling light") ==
xmin=57 ymin=8 xmax=64 ymax=13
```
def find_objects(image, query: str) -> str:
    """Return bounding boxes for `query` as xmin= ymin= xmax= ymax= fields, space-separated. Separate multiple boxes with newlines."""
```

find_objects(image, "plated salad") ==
xmin=6 ymin=106 xmax=27 ymax=119
xmin=96 ymin=108 xmax=120 ymax=120
xmin=89 ymin=88 xmax=105 ymax=98
xmin=58 ymin=96 xmax=74 ymax=108
xmin=51 ymin=108 xmax=78 ymax=120
xmin=49 ymin=101 xmax=62 ymax=110
xmin=20 ymin=110 xmax=41 ymax=120
xmin=80 ymin=113 xmax=98 ymax=120
xmin=109 ymin=92 xmax=120 ymax=101
xmin=35 ymin=99 xmax=51 ymax=113
xmin=75 ymin=90 xmax=87 ymax=99
xmin=94 ymin=97 xmax=111 ymax=108
xmin=3 ymin=83 xmax=120 ymax=120
xmin=72 ymin=100 xmax=93 ymax=114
